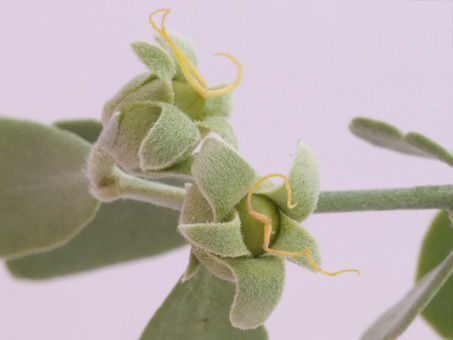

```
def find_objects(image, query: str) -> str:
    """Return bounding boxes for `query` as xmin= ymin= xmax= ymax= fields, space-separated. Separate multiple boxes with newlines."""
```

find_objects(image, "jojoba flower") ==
xmin=178 ymin=136 xmax=360 ymax=329
xmin=99 ymin=9 xmax=242 ymax=179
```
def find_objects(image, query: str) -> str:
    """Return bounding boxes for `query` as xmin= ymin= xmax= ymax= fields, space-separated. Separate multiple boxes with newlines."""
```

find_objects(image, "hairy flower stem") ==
xmin=315 ymin=184 xmax=453 ymax=213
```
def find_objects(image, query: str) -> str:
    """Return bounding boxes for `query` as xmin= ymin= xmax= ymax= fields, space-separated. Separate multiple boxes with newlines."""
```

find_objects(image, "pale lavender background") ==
xmin=1 ymin=1 xmax=452 ymax=339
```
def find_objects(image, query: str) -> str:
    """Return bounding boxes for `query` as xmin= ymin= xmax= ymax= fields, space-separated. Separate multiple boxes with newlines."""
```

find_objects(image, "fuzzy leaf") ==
xmin=139 ymin=103 xmax=201 ymax=170
xmin=131 ymin=41 xmax=176 ymax=84
xmin=416 ymin=210 xmax=453 ymax=338
xmin=155 ymin=31 xmax=198 ymax=82
xmin=260 ymin=140 xmax=320 ymax=222
xmin=203 ymin=86 xmax=234 ymax=118
xmin=360 ymin=250 xmax=453 ymax=340
xmin=350 ymin=117 xmax=453 ymax=167
xmin=197 ymin=117 xmax=239 ymax=150
xmin=140 ymin=266 xmax=268 ymax=340
xmin=7 ymin=199 xmax=184 ymax=279
xmin=271 ymin=213 xmax=321 ymax=271
xmin=54 ymin=119 xmax=103 ymax=144
xmin=102 ymin=73 xmax=173 ymax=124
xmin=192 ymin=137 xmax=256 ymax=222
xmin=194 ymin=249 xmax=285 ymax=330
xmin=179 ymin=211 xmax=251 ymax=257
xmin=0 ymin=117 xmax=100 ymax=258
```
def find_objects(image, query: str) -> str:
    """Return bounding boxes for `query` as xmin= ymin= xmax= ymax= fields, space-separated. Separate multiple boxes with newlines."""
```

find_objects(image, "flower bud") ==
xmin=108 ymin=101 xmax=201 ymax=173
xmin=102 ymin=73 xmax=173 ymax=125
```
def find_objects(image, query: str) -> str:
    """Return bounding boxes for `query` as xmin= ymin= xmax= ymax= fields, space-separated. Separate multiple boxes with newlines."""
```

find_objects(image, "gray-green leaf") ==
xmin=7 ymin=199 xmax=184 ymax=279
xmin=417 ymin=210 xmax=453 ymax=339
xmin=360 ymin=250 xmax=453 ymax=340
xmin=140 ymin=266 xmax=268 ymax=340
xmin=350 ymin=117 xmax=453 ymax=167
xmin=54 ymin=119 xmax=103 ymax=144
xmin=0 ymin=117 xmax=100 ymax=258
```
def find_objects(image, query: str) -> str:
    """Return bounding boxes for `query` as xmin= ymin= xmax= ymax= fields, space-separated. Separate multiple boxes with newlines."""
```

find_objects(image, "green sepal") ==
xmin=172 ymin=80 xmax=205 ymax=121
xmin=131 ymin=41 xmax=176 ymax=85
xmin=192 ymin=137 xmax=256 ymax=222
xmin=203 ymin=84 xmax=234 ymax=118
xmin=140 ymin=266 xmax=268 ymax=340
xmin=7 ymin=199 xmax=184 ymax=279
xmin=139 ymin=103 xmax=201 ymax=170
xmin=54 ymin=119 xmax=103 ymax=144
xmin=180 ymin=183 xmax=215 ymax=225
xmin=102 ymin=73 xmax=173 ymax=124
xmin=179 ymin=211 xmax=251 ymax=257
xmin=109 ymin=101 xmax=161 ymax=172
xmin=133 ymin=155 xmax=195 ymax=181
xmin=226 ymin=255 xmax=285 ymax=330
xmin=416 ymin=210 xmax=453 ymax=338
xmin=350 ymin=117 xmax=453 ymax=167
xmin=194 ymin=249 xmax=285 ymax=330
xmin=155 ymin=31 xmax=198 ymax=82
xmin=197 ymin=117 xmax=239 ymax=150
xmin=0 ymin=117 xmax=100 ymax=258
xmin=193 ymin=247 xmax=236 ymax=282
xmin=271 ymin=213 xmax=321 ymax=271
xmin=360 ymin=250 xmax=453 ymax=340
xmin=260 ymin=140 xmax=320 ymax=222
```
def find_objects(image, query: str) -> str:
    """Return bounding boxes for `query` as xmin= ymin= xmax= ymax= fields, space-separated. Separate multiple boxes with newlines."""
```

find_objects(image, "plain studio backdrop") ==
xmin=1 ymin=1 xmax=452 ymax=339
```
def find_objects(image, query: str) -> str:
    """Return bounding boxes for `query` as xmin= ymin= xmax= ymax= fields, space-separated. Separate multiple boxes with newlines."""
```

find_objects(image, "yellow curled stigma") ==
xmin=149 ymin=9 xmax=242 ymax=99
xmin=247 ymin=173 xmax=361 ymax=277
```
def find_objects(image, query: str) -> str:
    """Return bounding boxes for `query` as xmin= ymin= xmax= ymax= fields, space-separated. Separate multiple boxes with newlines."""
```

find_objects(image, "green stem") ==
xmin=315 ymin=185 xmax=453 ymax=213
xmin=117 ymin=173 xmax=186 ymax=210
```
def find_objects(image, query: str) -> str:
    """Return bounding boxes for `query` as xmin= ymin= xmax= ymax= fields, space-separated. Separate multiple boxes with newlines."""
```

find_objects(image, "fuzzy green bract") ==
xmin=179 ymin=136 xmax=322 ymax=329
xmin=140 ymin=267 xmax=268 ymax=340
xmin=197 ymin=117 xmax=239 ymax=150
xmin=102 ymin=73 xmax=173 ymax=125
xmin=139 ymin=103 xmax=201 ymax=170
xmin=258 ymin=140 xmax=320 ymax=222
xmin=0 ymin=117 xmax=100 ymax=258
xmin=179 ymin=211 xmax=251 ymax=257
xmin=350 ymin=117 xmax=453 ymax=167
xmin=131 ymin=40 xmax=176 ymax=86
xmin=360 ymin=250 xmax=453 ymax=340
xmin=416 ymin=210 xmax=453 ymax=339
xmin=192 ymin=137 xmax=256 ymax=222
